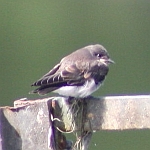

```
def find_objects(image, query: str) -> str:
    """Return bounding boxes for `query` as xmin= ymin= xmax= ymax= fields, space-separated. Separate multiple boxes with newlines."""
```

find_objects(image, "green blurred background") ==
xmin=0 ymin=0 xmax=150 ymax=150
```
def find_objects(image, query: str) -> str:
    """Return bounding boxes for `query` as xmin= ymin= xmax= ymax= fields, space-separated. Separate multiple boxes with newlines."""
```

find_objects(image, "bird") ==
xmin=30 ymin=44 xmax=114 ymax=98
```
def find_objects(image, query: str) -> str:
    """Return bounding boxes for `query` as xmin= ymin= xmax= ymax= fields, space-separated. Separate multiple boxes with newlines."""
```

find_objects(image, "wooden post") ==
xmin=0 ymin=95 xmax=150 ymax=150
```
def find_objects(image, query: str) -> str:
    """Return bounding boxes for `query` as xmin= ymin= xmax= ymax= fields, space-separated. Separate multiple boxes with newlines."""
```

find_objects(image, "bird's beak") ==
xmin=106 ymin=58 xmax=115 ymax=64
xmin=99 ymin=58 xmax=115 ymax=65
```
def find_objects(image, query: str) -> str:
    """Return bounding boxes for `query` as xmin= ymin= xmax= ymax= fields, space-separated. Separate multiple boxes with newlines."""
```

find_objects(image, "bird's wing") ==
xmin=30 ymin=60 xmax=105 ymax=95
xmin=31 ymin=63 xmax=61 ymax=86
xmin=31 ymin=61 xmax=92 ymax=88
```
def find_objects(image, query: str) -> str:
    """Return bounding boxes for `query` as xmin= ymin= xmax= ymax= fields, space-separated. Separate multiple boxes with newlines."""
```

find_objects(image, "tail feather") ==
xmin=29 ymin=85 xmax=58 ymax=95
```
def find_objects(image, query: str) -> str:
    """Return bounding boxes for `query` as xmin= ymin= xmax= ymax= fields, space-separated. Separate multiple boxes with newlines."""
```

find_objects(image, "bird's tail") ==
xmin=29 ymin=85 xmax=58 ymax=95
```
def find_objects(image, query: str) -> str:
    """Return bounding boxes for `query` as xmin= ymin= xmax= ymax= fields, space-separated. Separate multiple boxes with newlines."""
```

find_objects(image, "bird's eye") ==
xmin=96 ymin=53 xmax=102 ymax=58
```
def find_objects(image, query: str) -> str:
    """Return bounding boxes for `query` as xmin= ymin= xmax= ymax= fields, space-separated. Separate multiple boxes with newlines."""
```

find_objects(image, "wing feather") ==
xmin=31 ymin=61 xmax=96 ymax=95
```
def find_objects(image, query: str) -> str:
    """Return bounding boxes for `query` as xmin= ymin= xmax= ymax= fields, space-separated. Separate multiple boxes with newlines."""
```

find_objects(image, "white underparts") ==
xmin=53 ymin=78 xmax=101 ymax=98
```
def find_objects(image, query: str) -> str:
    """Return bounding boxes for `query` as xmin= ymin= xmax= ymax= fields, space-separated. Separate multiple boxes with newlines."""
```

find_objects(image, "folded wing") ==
xmin=30 ymin=62 xmax=87 ymax=95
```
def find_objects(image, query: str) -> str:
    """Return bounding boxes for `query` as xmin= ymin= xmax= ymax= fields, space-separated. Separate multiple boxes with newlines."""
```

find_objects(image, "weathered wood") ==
xmin=0 ymin=98 xmax=52 ymax=150
xmin=52 ymin=95 xmax=150 ymax=131
xmin=0 ymin=95 xmax=150 ymax=150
